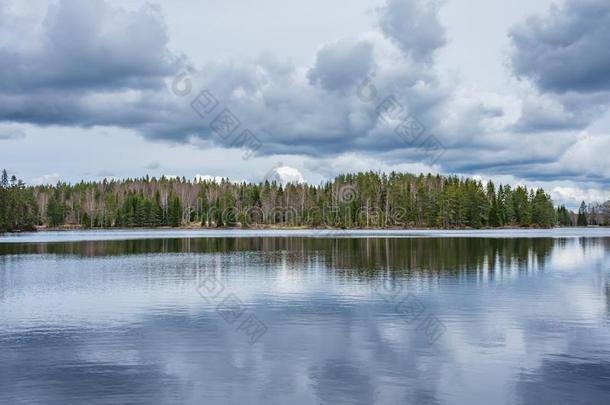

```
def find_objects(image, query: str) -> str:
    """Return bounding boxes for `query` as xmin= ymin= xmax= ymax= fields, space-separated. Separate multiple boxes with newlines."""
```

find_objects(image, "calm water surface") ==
xmin=1 ymin=229 xmax=609 ymax=404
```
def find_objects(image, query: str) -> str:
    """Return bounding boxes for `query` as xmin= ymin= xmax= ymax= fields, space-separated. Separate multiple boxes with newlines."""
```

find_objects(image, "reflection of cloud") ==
xmin=515 ymin=357 xmax=610 ymax=404
xmin=1 ymin=236 xmax=610 ymax=404
xmin=552 ymin=242 xmax=605 ymax=271
xmin=0 ymin=324 xmax=184 ymax=404
xmin=309 ymin=360 xmax=374 ymax=405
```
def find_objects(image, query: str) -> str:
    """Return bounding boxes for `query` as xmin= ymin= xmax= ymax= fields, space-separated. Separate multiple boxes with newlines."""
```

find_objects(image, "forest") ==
xmin=1 ymin=168 xmax=607 ymax=232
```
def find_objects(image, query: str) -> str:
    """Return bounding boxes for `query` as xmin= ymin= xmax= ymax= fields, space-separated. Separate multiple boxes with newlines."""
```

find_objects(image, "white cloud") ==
xmin=262 ymin=165 xmax=305 ymax=186
xmin=30 ymin=173 xmax=61 ymax=185
xmin=0 ymin=0 xmax=609 ymax=204
xmin=0 ymin=125 xmax=26 ymax=140
xmin=194 ymin=174 xmax=226 ymax=184
xmin=551 ymin=186 xmax=610 ymax=207
xmin=145 ymin=161 xmax=161 ymax=170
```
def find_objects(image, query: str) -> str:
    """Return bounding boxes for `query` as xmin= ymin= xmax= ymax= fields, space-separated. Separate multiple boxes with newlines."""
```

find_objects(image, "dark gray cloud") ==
xmin=308 ymin=39 xmax=374 ymax=91
xmin=376 ymin=0 xmax=446 ymax=62
xmin=510 ymin=0 xmax=610 ymax=94
xmin=0 ymin=0 xmax=480 ymax=156
xmin=512 ymin=92 xmax=607 ymax=133
xmin=0 ymin=0 xmax=174 ymax=94
xmin=509 ymin=0 xmax=610 ymax=134
xmin=0 ymin=0 xmax=609 ymax=188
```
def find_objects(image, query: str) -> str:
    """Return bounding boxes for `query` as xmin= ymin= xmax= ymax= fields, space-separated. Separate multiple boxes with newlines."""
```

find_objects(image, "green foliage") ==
xmin=47 ymin=194 xmax=66 ymax=226
xmin=0 ymin=170 xmax=38 ymax=232
xmin=556 ymin=205 xmax=572 ymax=226
xmin=0 ymin=170 xmax=572 ymax=231
xmin=168 ymin=193 xmax=182 ymax=227
xmin=577 ymin=201 xmax=588 ymax=226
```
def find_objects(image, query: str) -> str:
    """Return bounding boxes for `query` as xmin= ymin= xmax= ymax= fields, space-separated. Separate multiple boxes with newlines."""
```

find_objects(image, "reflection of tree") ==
xmin=605 ymin=279 xmax=610 ymax=321
xmin=0 ymin=237 xmax=559 ymax=278
xmin=578 ymin=236 xmax=609 ymax=252
xmin=321 ymin=238 xmax=556 ymax=278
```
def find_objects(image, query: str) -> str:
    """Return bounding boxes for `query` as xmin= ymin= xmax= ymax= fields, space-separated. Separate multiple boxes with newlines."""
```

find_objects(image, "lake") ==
xmin=1 ymin=229 xmax=609 ymax=404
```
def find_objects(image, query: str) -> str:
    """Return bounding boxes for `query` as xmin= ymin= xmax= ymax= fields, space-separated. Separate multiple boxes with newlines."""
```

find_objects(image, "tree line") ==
xmin=0 ymin=170 xmax=39 ymax=232
xmin=0 ymin=168 xmax=606 ymax=232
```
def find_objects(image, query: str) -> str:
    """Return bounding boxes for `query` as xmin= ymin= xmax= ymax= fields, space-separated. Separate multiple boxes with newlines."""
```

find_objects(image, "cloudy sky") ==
xmin=0 ymin=0 xmax=609 ymax=208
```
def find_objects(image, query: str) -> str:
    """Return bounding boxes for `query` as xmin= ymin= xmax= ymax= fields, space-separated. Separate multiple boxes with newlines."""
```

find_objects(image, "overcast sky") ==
xmin=1 ymin=0 xmax=609 ymax=208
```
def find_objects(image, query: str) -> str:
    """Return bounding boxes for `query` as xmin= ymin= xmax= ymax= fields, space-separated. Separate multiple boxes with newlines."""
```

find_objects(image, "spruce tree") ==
xmin=577 ymin=201 xmax=588 ymax=226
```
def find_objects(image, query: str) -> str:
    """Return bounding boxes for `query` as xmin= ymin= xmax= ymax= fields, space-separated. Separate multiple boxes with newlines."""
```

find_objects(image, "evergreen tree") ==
xmin=0 ymin=170 xmax=575 ymax=231
xmin=513 ymin=186 xmax=531 ymax=226
xmin=47 ymin=194 xmax=66 ymax=227
xmin=556 ymin=205 xmax=572 ymax=226
xmin=577 ymin=201 xmax=588 ymax=226
xmin=168 ymin=193 xmax=182 ymax=227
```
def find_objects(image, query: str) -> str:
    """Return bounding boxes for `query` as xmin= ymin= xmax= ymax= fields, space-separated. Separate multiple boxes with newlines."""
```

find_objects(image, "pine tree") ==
xmin=168 ymin=193 xmax=182 ymax=227
xmin=47 ymin=194 xmax=66 ymax=227
xmin=0 ymin=170 xmax=570 ymax=231
xmin=486 ymin=180 xmax=500 ymax=227
xmin=577 ymin=201 xmax=588 ymax=226
xmin=556 ymin=205 xmax=572 ymax=226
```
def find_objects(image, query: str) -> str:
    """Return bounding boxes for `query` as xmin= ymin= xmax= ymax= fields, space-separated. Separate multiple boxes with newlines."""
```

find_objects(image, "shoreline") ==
xmin=3 ymin=227 xmax=610 ymax=243
xmin=4 ymin=224 xmax=608 ymax=234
